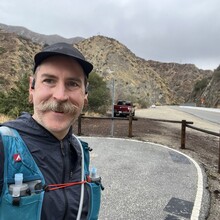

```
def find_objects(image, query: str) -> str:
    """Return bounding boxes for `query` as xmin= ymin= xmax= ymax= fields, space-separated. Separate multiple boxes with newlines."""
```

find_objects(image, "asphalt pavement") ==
xmin=175 ymin=106 xmax=220 ymax=125
xmin=80 ymin=137 xmax=209 ymax=220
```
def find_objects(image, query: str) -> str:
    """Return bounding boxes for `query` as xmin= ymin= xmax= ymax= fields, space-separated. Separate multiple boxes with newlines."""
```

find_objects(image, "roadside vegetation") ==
xmin=0 ymin=114 xmax=12 ymax=123
xmin=85 ymin=72 xmax=111 ymax=114
xmin=193 ymin=77 xmax=210 ymax=93
xmin=0 ymin=72 xmax=32 ymax=118
xmin=213 ymin=65 xmax=220 ymax=81
xmin=0 ymin=72 xmax=111 ymax=119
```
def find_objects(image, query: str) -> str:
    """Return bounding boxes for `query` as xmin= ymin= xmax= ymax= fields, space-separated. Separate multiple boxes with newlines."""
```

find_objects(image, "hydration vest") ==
xmin=0 ymin=126 xmax=102 ymax=220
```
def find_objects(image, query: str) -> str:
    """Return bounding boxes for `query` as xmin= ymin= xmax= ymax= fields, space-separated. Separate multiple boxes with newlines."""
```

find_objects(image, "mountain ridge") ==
xmin=75 ymin=35 xmax=175 ymax=105
xmin=146 ymin=60 xmax=212 ymax=103
xmin=75 ymin=35 xmax=214 ymax=105
xmin=0 ymin=23 xmax=218 ymax=107
xmin=0 ymin=23 xmax=83 ymax=45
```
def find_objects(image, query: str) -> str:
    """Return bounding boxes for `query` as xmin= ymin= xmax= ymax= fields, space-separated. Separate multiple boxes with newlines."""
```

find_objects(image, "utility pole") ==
xmin=111 ymin=79 xmax=115 ymax=136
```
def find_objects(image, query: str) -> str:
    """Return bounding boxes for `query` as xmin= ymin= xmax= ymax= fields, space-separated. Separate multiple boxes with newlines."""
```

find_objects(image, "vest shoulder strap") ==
xmin=80 ymin=139 xmax=90 ymax=176
xmin=0 ymin=126 xmax=45 ymax=220
xmin=0 ymin=126 xmax=16 ymax=137
xmin=0 ymin=126 xmax=45 ymax=183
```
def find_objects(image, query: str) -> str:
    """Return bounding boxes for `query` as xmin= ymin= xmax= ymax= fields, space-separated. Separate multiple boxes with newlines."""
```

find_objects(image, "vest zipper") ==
xmin=60 ymin=140 xmax=68 ymax=219
xmin=60 ymin=141 xmax=65 ymax=156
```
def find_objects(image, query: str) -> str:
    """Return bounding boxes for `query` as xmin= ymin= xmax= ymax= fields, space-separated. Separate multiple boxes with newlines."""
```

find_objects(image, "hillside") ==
xmin=0 ymin=29 xmax=41 ymax=90
xmin=0 ymin=25 xmax=217 ymax=107
xmin=200 ymin=67 xmax=220 ymax=107
xmin=75 ymin=35 xmax=175 ymax=105
xmin=146 ymin=60 xmax=213 ymax=103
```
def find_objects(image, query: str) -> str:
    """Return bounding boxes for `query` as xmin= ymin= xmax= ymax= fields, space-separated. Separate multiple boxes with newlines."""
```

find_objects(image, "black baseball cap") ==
xmin=34 ymin=42 xmax=93 ymax=77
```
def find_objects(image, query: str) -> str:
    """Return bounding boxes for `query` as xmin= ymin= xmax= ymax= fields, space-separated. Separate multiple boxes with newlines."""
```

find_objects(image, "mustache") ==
xmin=38 ymin=100 xmax=78 ymax=114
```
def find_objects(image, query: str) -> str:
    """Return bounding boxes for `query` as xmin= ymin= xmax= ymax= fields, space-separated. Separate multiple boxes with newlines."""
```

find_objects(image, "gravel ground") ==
xmin=73 ymin=106 xmax=220 ymax=220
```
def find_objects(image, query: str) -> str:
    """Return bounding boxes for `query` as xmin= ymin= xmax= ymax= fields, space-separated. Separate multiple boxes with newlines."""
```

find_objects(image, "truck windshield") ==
xmin=118 ymin=101 xmax=126 ymax=105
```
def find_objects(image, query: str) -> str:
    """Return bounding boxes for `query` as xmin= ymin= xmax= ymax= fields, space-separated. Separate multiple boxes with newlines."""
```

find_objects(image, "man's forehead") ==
xmin=40 ymin=55 xmax=83 ymax=69
xmin=36 ymin=56 xmax=84 ymax=76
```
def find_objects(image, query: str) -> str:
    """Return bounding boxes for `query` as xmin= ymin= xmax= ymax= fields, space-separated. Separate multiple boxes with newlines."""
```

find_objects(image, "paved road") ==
xmin=173 ymin=106 xmax=220 ymax=125
xmin=135 ymin=106 xmax=220 ymax=133
xmin=80 ymin=137 xmax=209 ymax=220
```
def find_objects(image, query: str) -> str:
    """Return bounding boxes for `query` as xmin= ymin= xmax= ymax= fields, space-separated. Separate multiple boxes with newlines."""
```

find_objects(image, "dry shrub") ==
xmin=0 ymin=114 xmax=12 ymax=123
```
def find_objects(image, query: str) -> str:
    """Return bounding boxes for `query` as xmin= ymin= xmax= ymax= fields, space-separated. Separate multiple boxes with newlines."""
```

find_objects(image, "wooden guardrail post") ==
xmin=128 ymin=112 xmax=133 ymax=138
xmin=181 ymin=120 xmax=186 ymax=149
xmin=78 ymin=114 xmax=82 ymax=136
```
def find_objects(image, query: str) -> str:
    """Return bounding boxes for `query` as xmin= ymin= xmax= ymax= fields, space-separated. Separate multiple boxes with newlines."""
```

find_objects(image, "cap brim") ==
xmin=34 ymin=51 xmax=93 ymax=77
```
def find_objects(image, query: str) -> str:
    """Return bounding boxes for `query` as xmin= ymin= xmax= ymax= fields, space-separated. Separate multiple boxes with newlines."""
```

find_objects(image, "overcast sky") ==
xmin=0 ymin=0 xmax=219 ymax=70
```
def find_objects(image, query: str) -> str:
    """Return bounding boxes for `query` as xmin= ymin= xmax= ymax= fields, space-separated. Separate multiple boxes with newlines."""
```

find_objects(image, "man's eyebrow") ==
xmin=40 ymin=73 xmax=83 ymax=83
xmin=67 ymin=77 xmax=83 ymax=82
xmin=41 ymin=73 xmax=57 ymax=78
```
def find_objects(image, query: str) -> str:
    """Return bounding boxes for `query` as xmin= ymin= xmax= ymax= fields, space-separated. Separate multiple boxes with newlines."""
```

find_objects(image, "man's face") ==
xmin=29 ymin=55 xmax=88 ymax=140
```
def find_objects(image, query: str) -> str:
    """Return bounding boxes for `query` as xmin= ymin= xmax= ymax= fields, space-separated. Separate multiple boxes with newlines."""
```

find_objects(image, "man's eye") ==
xmin=43 ymin=79 xmax=55 ymax=84
xmin=67 ymin=81 xmax=79 ymax=87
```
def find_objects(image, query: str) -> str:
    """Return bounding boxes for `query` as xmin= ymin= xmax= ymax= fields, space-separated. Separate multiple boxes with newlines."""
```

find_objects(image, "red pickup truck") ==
xmin=114 ymin=100 xmax=135 ymax=117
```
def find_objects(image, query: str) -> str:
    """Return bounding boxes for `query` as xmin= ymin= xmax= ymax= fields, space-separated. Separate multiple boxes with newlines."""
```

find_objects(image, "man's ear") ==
xmin=85 ymin=83 xmax=89 ymax=94
xmin=29 ymin=77 xmax=34 ymax=103
xmin=31 ymin=78 xmax=35 ymax=89
xmin=29 ymin=77 xmax=35 ymax=90
xmin=84 ymin=93 xmax=88 ymax=106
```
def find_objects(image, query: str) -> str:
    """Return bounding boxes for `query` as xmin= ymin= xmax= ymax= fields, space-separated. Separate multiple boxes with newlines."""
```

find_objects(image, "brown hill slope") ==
xmin=147 ymin=60 xmax=213 ymax=103
xmin=75 ymin=35 xmax=175 ymax=105
xmin=201 ymin=67 xmax=220 ymax=107
xmin=0 ymin=29 xmax=41 ymax=90
xmin=0 ymin=29 xmax=216 ymax=107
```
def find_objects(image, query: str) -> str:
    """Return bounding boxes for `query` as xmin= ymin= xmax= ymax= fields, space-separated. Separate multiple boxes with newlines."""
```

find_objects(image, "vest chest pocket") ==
xmin=0 ymin=188 xmax=44 ymax=220
xmin=86 ymin=182 xmax=101 ymax=220
xmin=0 ymin=127 xmax=45 ymax=220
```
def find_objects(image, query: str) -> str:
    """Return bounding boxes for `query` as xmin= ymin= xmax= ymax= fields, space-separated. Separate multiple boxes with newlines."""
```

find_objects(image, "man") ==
xmin=0 ymin=43 xmax=101 ymax=220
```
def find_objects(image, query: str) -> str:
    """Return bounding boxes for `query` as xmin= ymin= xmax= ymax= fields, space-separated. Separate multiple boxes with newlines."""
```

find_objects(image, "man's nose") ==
xmin=53 ymin=83 xmax=69 ymax=101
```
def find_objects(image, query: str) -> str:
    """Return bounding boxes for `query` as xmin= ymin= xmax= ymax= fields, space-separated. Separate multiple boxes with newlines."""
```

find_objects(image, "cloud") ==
xmin=0 ymin=0 xmax=219 ymax=70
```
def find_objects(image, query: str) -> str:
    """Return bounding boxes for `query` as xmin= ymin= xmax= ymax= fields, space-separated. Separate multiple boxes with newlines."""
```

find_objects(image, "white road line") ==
xmin=180 ymin=106 xmax=220 ymax=113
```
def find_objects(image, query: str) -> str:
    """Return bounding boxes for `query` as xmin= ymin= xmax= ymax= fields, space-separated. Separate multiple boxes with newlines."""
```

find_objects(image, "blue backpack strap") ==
xmin=0 ymin=126 xmax=45 ymax=183
xmin=80 ymin=140 xmax=102 ymax=220
xmin=80 ymin=140 xmax=90 ymax=176
xmin=0 ymin=126 xmax=45 ymax=220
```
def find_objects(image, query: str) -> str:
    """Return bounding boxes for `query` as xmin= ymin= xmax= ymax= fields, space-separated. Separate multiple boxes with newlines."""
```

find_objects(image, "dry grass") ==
xmin=0 ymin=114 xmax=12 ymax=123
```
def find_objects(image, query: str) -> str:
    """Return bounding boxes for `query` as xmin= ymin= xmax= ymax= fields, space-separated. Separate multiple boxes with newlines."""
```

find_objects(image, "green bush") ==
xmin=0 ymin=47 xmax=6 ymax=54
xmin=0 ymin=73 xmax=33 ymax=118
xmin=86 ymin=72 xmax=111 ymax=114
xmin=213 ymin=67 xmax=220 ymax=81
xmin=193 ymin=77 xmax=210 ymax=92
